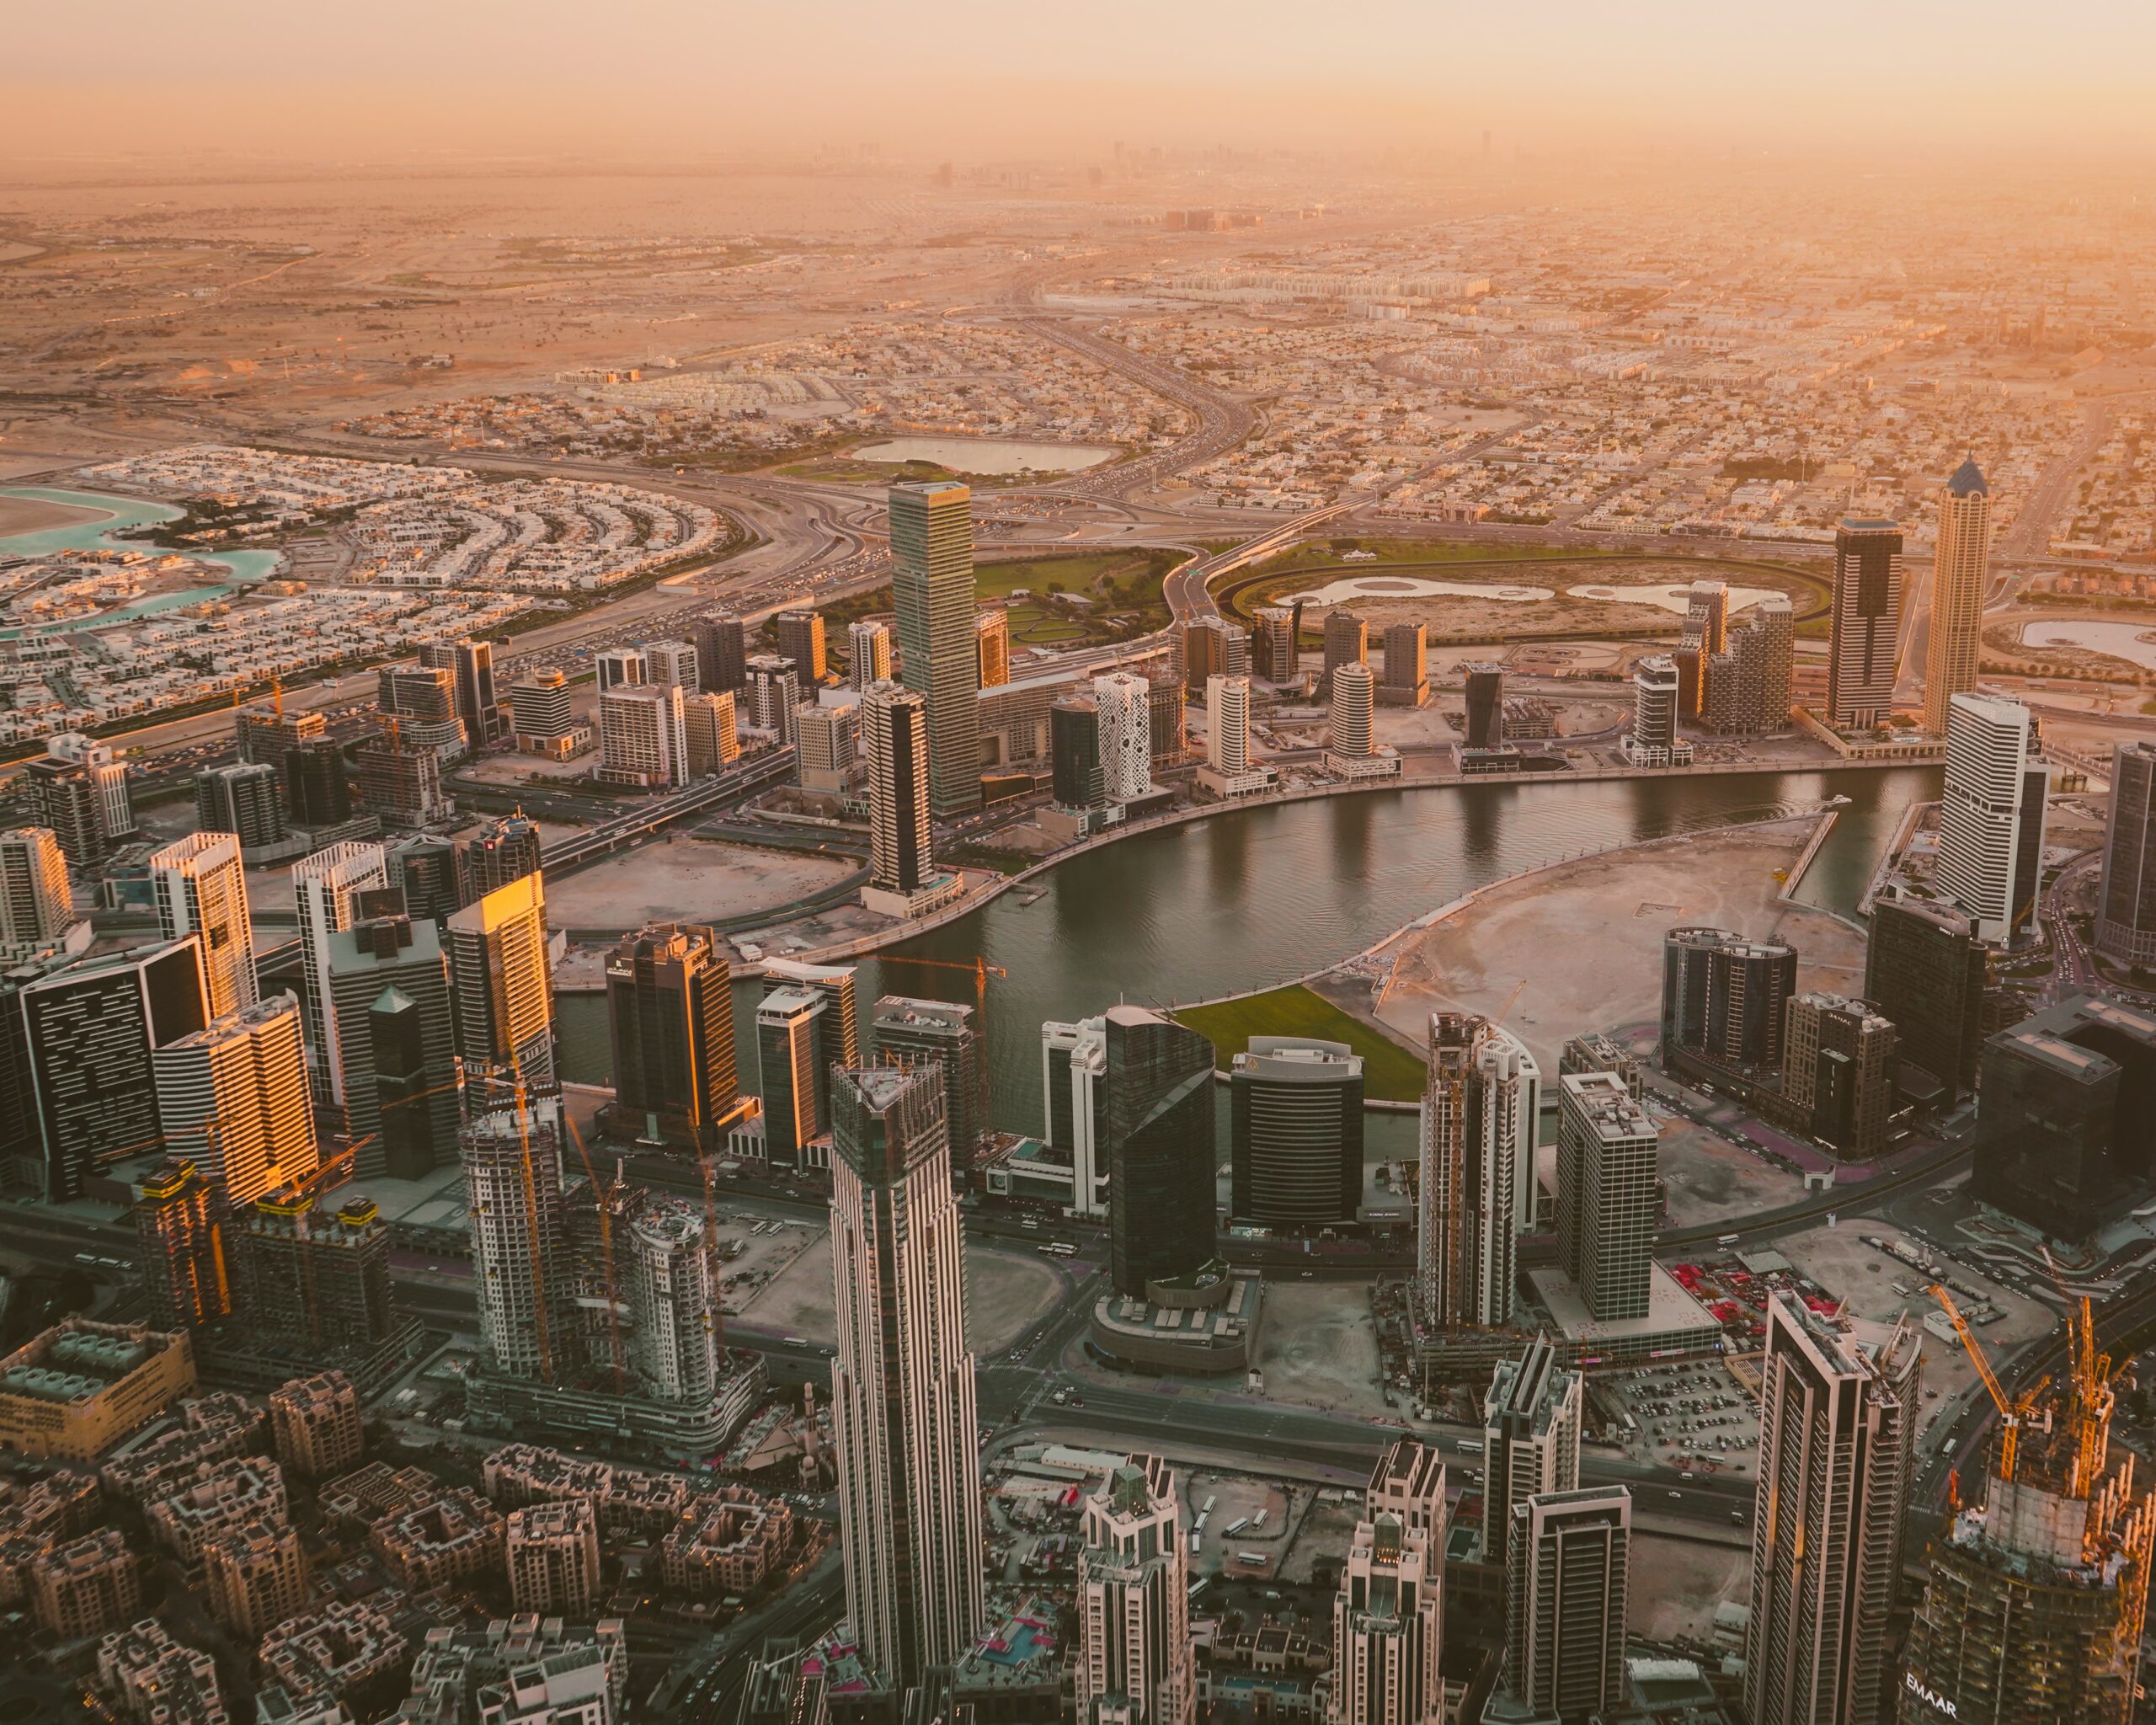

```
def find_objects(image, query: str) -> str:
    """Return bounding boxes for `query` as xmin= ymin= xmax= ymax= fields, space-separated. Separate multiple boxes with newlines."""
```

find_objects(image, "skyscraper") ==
xmin=1482 ymin=1338 xmax=1582 ymax=1553
xmin=1743 ymin=1294 xmax=1919 ymax=1725
xmin=281 ymin=738 xmax=352 ymax=830
xmin=1781 ymin=991 xmax=1897 ymax=1156
xmin=1972 ymin=992 xmax=2156 ymax=1240
xmin=1094 ymin=672 xmax=1155 ymax=804
xmin=683 ymin=692 xmax=741 ymax=777
xmin=151 ymin=832 xmax=257 ymax=1018
xmin=1418 ymin=1013 xmax=1539 ymax=1331
xmin=1502 ymin=1487 xmax=1631 ymax=1722
xmin=236 ymin=1190 xmax=399 ymax=1355
xmin=24 ymin=754 xmax=111 ymax=872
xmin=974 ymin=609 xmax=1009 ymax=691
xmin=1050 ymin=695 xmax=1104 ymax=811
xmin=595 ymin=648 xmax=646 ymax=692
xmin=1077 ymin=1455 xmax=1193 ymax=1725
xmin=1042 ymin=1016 xmax=1109 ymax=1221
xmin=1935 ymin=692 xmax=2046 ymax=943
xmin=744 ymin=655 xmax=800 ymax=743
xmin=848 ymin=619 xmax=894 ymax=689
xmin=22 ymin=937 xmax=211 ymax=1201
xmin=354 ymin=727 xmax=453 ymax=826
xmin=1381 ymin=621 xmax=1428 ymax=706
xmin=696 ymin=612 xmax=749 ymax=694
xmin=509 ymin=669 xmax=579 ymax=753
xmin=862 ymin=681 xmax=934 ymax=904
xmin=1251 ymin=606 xmax=1296 ymax=685
xmin=1229 ymin=1038 xmax=1363 ymax=1231
xmin=467 ymin=811 xmax=543 ymax=899
xmin=795 ymin=696 xmax=861 ymax=793
xmin=1828 ymin=518 xmax=1904 ymax=729
xmin=419 ymin=636 xmax=504 ymax=746
xmin=1321 ymin=609 xmax=1367 ymax=701
xmin=2096 ymin=740 xmax=2156 ymax=969
xmin=774 ymin=610 xmax=827 ymax=684
xmin=1863 ymin=895 xmax=1988 ymax=1102
xmin=195 ymin=762 xmax=286 ymax=854
xmin=462 ymin=1094 xmax=573 ymax=1384
xmin=1331 ymin=1440 xmax=1445 ymax=1725
xmin=325 ymin=913 xmax=459 ymax=1179
xmin=152 ymin=995 xmax=318 ymax=1210
xmin=624 ymin=1195 xmax=727 ymax=1403
xmin=889 ymin=480 xmax=981 ymax=818
xmin=446 ymin=873 xmax=555 ymax=1091
xmin=643 ymin=638 xmax=701 ymax=692
xmin=1705 ymin=596 xmax=1796 ymax=736
xmin=1329 ymin=661 xmax=1377 ymax=759
xmin=1624 ymin=654 xmax=1688 ymax=766
xmin=756 ymin=986 xmax=829 ymax=1168
xmin=1181 ymin=616 xmax=1246 ymax=692
xmin=827 ymin=1065 xmax=984 ymax=1686
xmin=1901 ymin=1301 xmax=2155 ymax=1725
xmin=134 ymin=1157 xmax=231 ymax=1330
xmin=1102 ymin=1006 xmax=1217 ymax=1298
xmin=389 ymin=834 xmax=465 ymax=926
xmin=599 ymin=683 xmax=688 ymax=788
xmin=294 ymin=841 xmax=391 ymax=1114
xmin=606 ymin=923 xmax=741 ymax=1149
xmin=1555 ymin=1071 xmax=1657 ymax=1322
xmin=1923 ymin=457 xmax=1991 ymax=735
xmin=874 ymin=996 xmax=984 ymax=1178
xmin=1463 ymin=663 xmax=1506 ymax=751
xmin=1661 ymin=927 xmax=1798 ymax=1068
xmin=761 ymin=957 xmax=861 ymax=1068
xmin=1205 ymin=675 xmax=1251 ymax=775
xmin=0 ymin=827 xmax=75 ymax=958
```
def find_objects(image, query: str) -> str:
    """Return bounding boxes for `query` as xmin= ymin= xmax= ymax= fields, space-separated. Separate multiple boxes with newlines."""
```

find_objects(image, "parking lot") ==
xmin=1598 ymin=1358 xmax=1761 ymax=1500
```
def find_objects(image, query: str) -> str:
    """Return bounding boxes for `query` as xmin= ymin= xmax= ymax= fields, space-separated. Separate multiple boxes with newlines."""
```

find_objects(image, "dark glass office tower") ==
xmin=1863 ymin=895 xmax=1988 ymax=1101
xmin=606 ymin=923 xmax=740 ymax=1150
xmin=1102 ymin=1007 xmax=1217 ymax=1298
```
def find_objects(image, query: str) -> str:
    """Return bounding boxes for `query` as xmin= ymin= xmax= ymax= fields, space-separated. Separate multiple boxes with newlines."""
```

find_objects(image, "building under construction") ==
xmin=459 ymin=1090 xmax=765 ymax=1462
xmin=1901 ymin=1297 xmax=2156 ymax=1724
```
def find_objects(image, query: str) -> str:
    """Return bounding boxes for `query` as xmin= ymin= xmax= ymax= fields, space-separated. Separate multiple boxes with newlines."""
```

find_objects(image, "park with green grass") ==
xmin=1172 ymin=983 xmax=1426 ymax=1103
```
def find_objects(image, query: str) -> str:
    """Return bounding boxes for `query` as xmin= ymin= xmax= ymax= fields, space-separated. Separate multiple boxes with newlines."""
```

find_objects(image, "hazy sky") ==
xmin=8 ymin=1 xmax=2155 ymax=163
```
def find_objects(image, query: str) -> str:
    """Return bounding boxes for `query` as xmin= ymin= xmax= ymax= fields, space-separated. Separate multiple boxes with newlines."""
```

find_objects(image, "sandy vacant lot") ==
xmin=1630 ymin=1535 xmax=1748 ymax=1642
xmin=1380 ymin=820 xmax=1866 ymax=1076
xmin=542 ymin=833 xmax=859 ymax=929
xmin=1774 ymin=1220 xmax=2057 ymax=1435
xmin=740 ymin=1231 xmax=1065 ymax=1356
xmin=1658 ymin=1116 xmax=1806 ymax=1226
xmin=1255 ymin=1279 xmax=1389 ymax=1416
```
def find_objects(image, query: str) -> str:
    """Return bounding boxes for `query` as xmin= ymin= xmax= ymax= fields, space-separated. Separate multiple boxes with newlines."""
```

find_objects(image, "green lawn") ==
xmin=1252 ymin=537 xmax=1603 ymax=576
xmin=1173 ymin=985 xmax=1426 ymax=1103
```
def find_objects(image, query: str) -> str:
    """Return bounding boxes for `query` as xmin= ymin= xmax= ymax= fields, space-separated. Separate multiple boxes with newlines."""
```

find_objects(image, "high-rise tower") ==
xmin=606 ymin=923 xmax=741 ymax=1150
xmin=862 ymin=681 xmax=936 ymax=910
xmin=1828 ymin=518 xmax=1904 ymax=729
xmin=889 ymin=481 xmax=981 ymax=817
xmin=2096 ymin=740 xmax=2156 ymax=969
xmin=462 ymin=1093 xmax=574 ymax=1384
xmin=293 ymin=841 xmax=391 ymax=1114
xmin=0 ymin=827 xmax=75 ymax=958
xmin=1418 ymin=1013 xmax=1539 ymax=1331
xmin=1744 ymin=1293 xmax=1919 ymax=1725
xmin=446 ymin=874 xmax=555 ymax=1091
xmin=827 ymin=1065 xmax=983 ymax=1686
xmin=1555 ymin=1071 xmax=1657 ymax=1322
xmin=1482 ymin=1338 xmax=1582 ymax=1554
xmin=1102 ymin=1006 xmax=1217 ymax=1298
xmin=152 ymin=995 xmax=318 ymax=1210
xmin=1502 ymin=1487 xmax=1631 ymax=1722
xmin=1935 ymin=692 xmax=2045 ymax=943
xmin=1332 ymin=1439 xmax=1446 ymax=1725
xmin=1077 ymin=1455 xmax=1193 ymax=1725
xmin=1923 ymin=457 xmax=1991 ymax=735
xmin=151 ymin=832 xmax=257 ymax=1019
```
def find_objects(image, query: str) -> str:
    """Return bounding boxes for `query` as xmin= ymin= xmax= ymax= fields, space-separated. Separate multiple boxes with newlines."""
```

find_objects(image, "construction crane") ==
xmin=880 ymin=952 xmax=1008 ymax=1023
xmin=1492 ymin=978 xmax=1528 ymax=1028
xmin=1931 ymin=1283 xmax=2038 ymax=1482
xmin=563 ymin=1113 xmax=627 ymax=1394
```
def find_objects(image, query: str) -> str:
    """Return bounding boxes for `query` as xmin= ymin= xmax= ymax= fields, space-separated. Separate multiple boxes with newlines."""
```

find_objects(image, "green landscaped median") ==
xmin=1172 ymin=985 xmax=1426 ymax=1103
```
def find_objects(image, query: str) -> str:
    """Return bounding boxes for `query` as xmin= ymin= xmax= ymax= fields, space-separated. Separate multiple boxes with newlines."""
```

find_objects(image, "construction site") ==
xmin=1903 ymin=1295 xmax=2156 ymax=1725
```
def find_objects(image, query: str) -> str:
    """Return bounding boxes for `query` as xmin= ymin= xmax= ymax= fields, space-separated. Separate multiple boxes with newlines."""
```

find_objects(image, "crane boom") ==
xmin=1931 ymin=1283 xmax=2019 ymax=1481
